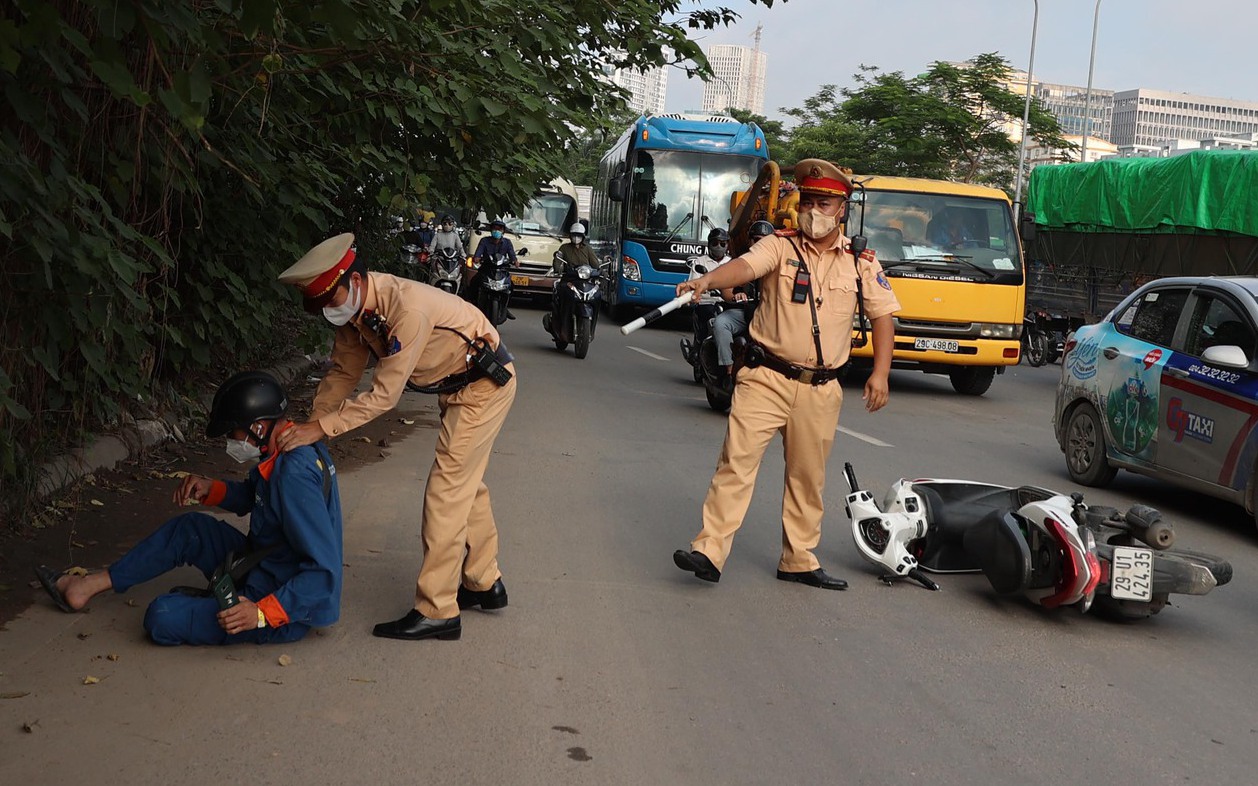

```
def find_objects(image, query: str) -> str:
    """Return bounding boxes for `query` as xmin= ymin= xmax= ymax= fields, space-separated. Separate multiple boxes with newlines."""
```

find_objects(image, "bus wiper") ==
xmin=662 ymin=212 xmax=694 ymax=246
xmin=885 ymin=255 xmax=994 ymax=279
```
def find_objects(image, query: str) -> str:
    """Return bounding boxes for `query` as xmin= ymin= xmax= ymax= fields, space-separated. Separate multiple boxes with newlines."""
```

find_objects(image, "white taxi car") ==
xmin=1055 ymin=276 xmax=1258 ymax=530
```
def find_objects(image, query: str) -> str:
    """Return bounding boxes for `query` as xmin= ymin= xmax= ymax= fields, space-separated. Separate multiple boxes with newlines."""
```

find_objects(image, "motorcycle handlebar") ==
xmin=843 ymin=462 xmax=861 ymax=493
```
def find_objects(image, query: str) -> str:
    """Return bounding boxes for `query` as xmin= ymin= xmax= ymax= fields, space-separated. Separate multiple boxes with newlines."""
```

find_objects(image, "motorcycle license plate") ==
xmin=510 ymin=275 xmax=530 ymax=287
xmin=914 ymin=338 xmax=959 ymax=353
xmin=1110 ymin=546 xmax=1154 ymax=602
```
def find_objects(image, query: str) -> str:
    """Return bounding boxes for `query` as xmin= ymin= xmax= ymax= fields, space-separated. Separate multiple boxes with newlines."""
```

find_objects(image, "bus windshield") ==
xmin=855 ymin=190 xmax=1022 ymax=278
xmin=501 ymin=194 xmax=575 ymax=236
xmin=626 ymin=151 xmax=760 ymax=242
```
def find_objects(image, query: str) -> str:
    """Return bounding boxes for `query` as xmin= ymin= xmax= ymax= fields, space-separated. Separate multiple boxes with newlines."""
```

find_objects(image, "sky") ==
xmin=664 ymin=0 xmax=1258 ymax=120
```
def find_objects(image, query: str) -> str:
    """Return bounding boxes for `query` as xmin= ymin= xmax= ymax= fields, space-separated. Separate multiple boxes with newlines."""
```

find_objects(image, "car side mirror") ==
xmin=1201 ymin=344 xmax=1249 ymax=369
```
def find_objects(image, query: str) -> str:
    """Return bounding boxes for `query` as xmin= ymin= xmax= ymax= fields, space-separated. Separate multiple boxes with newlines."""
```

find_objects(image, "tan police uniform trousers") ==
xmin=692 ymin=364 xmax=842 ymax=573
xmin=417 ymin=369 xmax=517 ymax=619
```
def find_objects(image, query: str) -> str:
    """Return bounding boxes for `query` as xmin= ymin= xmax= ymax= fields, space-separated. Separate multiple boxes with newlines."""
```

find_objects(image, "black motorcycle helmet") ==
xmin=750 ymin=220 xmax=775 ymax=241
xmin=707 ymin=228 xmax=730 ymax=244
xmin=205 ymin=371 xmax=289 ymax=439
xmin=490 ymin=219 xmax=507 ymax=231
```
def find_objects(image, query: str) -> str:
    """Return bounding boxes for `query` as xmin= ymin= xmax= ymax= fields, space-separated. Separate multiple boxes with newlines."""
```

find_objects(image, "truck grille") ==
xmin=893 ymin=318 xmax=980 ymax=338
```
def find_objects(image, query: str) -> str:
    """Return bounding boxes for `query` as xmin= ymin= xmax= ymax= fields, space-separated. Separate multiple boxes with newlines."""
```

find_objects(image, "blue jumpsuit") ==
xmin=109 ymin=443 xmax=343 ymax=646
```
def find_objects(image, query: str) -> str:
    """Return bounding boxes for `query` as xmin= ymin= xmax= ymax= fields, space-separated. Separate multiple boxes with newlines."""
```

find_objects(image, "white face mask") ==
xmin=322 ymin=279 xmax=361 ymax=326
xmin=226 ymin=438 xmax=262 ymax=464
xmin=799 ymin=209 xmax=839 ymax=240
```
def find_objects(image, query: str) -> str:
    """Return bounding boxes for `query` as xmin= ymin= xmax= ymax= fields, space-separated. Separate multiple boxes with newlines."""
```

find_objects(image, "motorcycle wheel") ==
xmin=1151 ymin=548 xmax=1233 ymax=589
xmin=489 ymin=297 xmax=506 ymax=327
xmin=574 ymin=316 xmax=592 ymax=360
xmin=705 ymin=383 xmax=731 ymax=413
xmin=1026 ymin=333 xmax=1048 ymax=367
xmin=693 ymin=364 xmax=704 ymax=383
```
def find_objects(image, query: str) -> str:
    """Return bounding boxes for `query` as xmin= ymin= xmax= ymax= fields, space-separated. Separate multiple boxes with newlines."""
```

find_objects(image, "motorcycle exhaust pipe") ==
xmin=1124 ymin=505 xmax=1175 ymax=550
xmin=620 ymin=292 xmax=693 ymax=336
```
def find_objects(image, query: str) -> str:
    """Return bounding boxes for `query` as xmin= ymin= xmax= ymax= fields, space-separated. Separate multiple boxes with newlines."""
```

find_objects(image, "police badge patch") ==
xmin=876 ymin=272 xmax=892 ymax=290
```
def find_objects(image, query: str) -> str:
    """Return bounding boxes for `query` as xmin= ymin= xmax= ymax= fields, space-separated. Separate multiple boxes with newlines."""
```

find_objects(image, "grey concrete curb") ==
xmin=34 ymin=354 xmax=323 ymax=501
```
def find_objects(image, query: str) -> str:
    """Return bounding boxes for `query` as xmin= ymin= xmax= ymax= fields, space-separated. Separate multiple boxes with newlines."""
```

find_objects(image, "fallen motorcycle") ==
xmin=843 ymin=463 xmax=1231 ymax=620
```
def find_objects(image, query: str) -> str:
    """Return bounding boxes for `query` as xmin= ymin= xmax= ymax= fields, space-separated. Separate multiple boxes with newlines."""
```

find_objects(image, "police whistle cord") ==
xmin=620 ymin=292 xmax=693 ymax=336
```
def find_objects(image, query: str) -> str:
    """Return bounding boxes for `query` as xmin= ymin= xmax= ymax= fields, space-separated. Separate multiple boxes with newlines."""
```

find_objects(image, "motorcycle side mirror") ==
xmin=849 ymin=235 xmax=868 ymax=257
xmin=517 ymin=247 xmax=529 ymax=256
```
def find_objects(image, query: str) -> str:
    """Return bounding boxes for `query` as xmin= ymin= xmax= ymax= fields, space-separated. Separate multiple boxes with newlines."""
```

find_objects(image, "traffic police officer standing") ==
xmin=276 ymin=234 xmax=516 ymax=641
xmin=672 ymin=160 xmax=900 ymax=589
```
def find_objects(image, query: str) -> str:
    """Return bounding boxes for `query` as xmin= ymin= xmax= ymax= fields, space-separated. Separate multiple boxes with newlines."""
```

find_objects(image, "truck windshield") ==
xmin=854 ymin=190 xmax=1022 ymax=277
xmin=502 ymin=194 xmax=575 ymax=236
xmin=626 ymin=150 xmax=760 ymax=242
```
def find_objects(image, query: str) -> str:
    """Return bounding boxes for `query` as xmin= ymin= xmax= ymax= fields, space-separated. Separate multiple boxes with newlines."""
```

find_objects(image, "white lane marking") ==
xmin=627 ymin=346 xmax=670 ymax=362
xmin=836 ymin=425 xmax=894 ymax=448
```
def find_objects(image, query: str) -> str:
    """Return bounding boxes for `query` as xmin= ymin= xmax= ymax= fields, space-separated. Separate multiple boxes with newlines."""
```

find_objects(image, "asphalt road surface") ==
xmin=3 ymin=302 xmax=1257 ymax=785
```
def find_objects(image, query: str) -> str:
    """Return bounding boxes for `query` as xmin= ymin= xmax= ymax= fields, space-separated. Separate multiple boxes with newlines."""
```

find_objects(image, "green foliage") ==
xmin=0 ymin=0 xmax=780 ymax=527
xmin=780 ymin=53 xmax=1073 ymax=189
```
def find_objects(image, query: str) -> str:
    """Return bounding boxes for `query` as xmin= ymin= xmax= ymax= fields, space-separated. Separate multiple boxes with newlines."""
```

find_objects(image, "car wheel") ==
xmin=1065 ymin=403 xmax=1118 ymax=486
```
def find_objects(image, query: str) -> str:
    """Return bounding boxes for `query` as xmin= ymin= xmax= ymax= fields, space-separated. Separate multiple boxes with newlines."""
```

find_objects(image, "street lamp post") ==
xmin=1013 ymin=0 xmax=1040 ymax=208
xmin=1080 ymin=0 xmax=1103 ymax=162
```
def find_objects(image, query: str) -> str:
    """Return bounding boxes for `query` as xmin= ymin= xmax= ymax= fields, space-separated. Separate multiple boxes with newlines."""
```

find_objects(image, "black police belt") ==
xmin=407 ymin=336 xmax=514 ymax=395
xmin=745 ymin=339 xmax=846 ymax=385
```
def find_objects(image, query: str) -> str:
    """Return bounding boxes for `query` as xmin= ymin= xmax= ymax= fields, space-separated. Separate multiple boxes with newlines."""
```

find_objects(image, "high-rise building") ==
xmin=609 ymin=65 xmax=669 ymax=116
xmin=1110 ymin=88 xmax=1258 ymax=149
xmin=701 ymin=38 xmax=767 ymax=115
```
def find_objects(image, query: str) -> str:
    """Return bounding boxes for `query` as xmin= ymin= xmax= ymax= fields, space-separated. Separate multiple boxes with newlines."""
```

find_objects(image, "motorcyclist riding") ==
xmin=470 ymin=218 xmax=518 ymax=320
xmin=553 ymin=222 xmax=599 ymax=275
xmin=427 ymin=215 xmax=463 ymax=255
xmin=713 ymin=220 xmax=774 ymax=377
xmin=414 ymin=220 xmax=435 ymax=251
xmin=690 ymin=228 xmax=733 ymax=349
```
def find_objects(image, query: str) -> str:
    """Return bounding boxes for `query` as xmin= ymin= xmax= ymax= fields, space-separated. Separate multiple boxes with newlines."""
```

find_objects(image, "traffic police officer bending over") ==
xmin=672 ymin=160 xmax=900 ymax=589
xmin=276 ymin=234 xmax=517 ymax=642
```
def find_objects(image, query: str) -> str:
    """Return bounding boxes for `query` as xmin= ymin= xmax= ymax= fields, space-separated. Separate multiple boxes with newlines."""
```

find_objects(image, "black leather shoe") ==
xmin=372 ymin=610 xmax=462 ymax=640
xmin=776 ymin=568 xmax=848 ymax=590
xmin=458 ymin=578 xmax=508 ymax=611
xmin=673 ymin=550 xmax=720 ymax=583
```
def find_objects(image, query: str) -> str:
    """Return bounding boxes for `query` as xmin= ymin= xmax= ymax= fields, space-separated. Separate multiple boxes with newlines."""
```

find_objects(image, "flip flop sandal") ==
xmin=34 ymin=565 xmax=76 ymax=613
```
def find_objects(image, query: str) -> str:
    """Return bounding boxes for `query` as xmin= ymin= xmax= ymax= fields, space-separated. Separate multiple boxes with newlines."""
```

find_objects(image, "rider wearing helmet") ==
xmin=712 ymin=221 xmax=776 ymax=377
xmin=35 ymin=371 xmax=344 ymax=646
xmin=428 ymin=214 xmax=463 ymax=255
xmin=552 ymin=222 xmax=599 ymax=276
xmin=472 ymin=218 xmax=518 ymax=266
xmin=690 ymin=228 xmax=734 ymax=347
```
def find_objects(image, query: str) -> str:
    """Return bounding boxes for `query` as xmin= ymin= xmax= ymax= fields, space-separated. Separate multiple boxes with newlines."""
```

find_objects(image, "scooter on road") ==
xmin=843 ymin=463 xmax=1231 ymax=620
xmin=543 ymin=252 xmax=607 ymax=359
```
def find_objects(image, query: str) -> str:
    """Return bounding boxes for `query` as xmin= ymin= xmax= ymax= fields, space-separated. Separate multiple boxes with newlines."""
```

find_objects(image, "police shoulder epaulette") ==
xmin=774 ymin=229 xmax=799 ymax=237
xmin=858 ymin=249 xmax=876 ymax=261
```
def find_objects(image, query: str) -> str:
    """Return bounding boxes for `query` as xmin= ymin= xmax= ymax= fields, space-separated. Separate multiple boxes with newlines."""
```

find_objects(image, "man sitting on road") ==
xmin=35 ymin=372 xmax=343 ymax=646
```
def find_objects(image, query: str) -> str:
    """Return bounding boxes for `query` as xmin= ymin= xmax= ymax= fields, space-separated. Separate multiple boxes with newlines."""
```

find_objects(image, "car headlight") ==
xmin=978 ymin=323 xmax=1018 ymax=339
xmin=622 ymin=256 xmax=641 ymax=282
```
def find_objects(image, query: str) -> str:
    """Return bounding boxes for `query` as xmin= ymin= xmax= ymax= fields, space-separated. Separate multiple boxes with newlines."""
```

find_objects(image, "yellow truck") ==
xmin=731 ymin=165 xmax=1025 ymax=395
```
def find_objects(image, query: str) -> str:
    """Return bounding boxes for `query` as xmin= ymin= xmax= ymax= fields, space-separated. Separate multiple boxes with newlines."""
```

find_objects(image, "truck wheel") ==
xmin=949 ymin=366 xmax=995 ymax=396
xmin=574 ymin=317 xmax=592 ymax=359
xmin=1064 ymin=403 xmax=1117 ymax=486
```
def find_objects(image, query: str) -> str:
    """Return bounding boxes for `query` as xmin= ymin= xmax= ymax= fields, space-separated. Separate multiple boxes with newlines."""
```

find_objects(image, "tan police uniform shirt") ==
xmin=741 ymin=232 xmax=900 ymax=369
xmin=312 ymin=272 xmax=500 ymax=437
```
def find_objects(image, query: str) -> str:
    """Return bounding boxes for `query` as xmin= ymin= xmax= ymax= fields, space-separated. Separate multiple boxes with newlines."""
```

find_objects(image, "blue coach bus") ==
xmin=590 ymin=114 xmax=769 ymax=316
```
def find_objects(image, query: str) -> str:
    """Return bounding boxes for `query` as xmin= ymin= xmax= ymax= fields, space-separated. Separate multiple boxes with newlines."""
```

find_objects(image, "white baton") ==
xmin=620 ymin=293 xmax=694 ymax=336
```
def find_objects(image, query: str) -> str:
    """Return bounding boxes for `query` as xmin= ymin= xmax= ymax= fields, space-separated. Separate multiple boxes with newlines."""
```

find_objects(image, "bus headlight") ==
xmin=978 ymin=323 xmax=1018 ymax=339
xmin=622 ymin=256 xmax=641 ymax=282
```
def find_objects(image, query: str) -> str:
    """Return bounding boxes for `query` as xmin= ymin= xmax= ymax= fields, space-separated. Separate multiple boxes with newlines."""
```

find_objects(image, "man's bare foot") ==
xmin=56 ymin=571 xmax=113 ymax=611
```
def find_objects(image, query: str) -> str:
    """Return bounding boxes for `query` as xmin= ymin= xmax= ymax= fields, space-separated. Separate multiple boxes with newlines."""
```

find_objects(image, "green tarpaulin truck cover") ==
xmin=1027 ymin=150 xmax=1258 ymax=237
